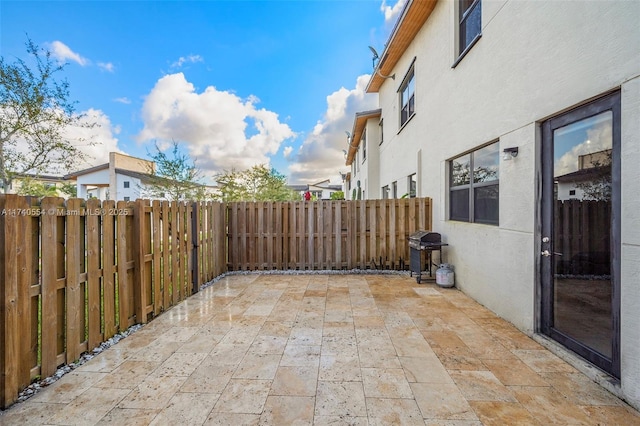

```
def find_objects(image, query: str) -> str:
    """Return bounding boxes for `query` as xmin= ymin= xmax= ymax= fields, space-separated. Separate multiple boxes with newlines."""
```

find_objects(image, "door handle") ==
xmin=541 ymin=250 xmax=563 ymax=257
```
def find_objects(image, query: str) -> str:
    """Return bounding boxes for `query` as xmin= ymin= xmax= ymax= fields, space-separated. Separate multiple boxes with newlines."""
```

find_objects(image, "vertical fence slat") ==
xmin=86 ymin=198 xmax=102 ymax=349
xmin=102 ymin=200 xmax=116 ymax=339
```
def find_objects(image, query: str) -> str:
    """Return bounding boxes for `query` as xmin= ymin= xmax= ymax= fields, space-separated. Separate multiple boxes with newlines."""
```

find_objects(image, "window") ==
xmin=408 ymin=174 xmax=417 ymax=198
xmin=392 ymin=181 xmax=398 ymax=199
xmin=382 ymin=185 xmax=389 ymax=199
xmin=124 ymin=196 xmax=130 ymax=202
xmin=457 ymin=0 xmax=481 ymax=62
xmin=362 ymin=130 xmax=367 ymax=161
xmin=400 ymin=67 xmax=415 ymax=127
xmin=124 ymin=181 xmax=130 ymax=188
xmin=569 ymin=189 xmax=576 ymax=196
xmin=379 ymin=120 xmax=384 ymax=145
xmin=449 ymin=141 xmax=499 ymax=225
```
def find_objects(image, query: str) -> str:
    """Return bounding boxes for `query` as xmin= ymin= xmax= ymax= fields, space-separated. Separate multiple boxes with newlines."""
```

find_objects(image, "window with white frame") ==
xmin=400 ymin=67 xmax=415 ymax=127
xmin=392 ymin=181 xmax=398 ymax=198
xmin=449 ymin=141 xmax=499 ymax=225
xmin=124 ymin=181 xmax=130 ymax=188
xmin=457 ymin=0 xmax=481 ymax=60
xmin=382 ymin=185 xmax=389 ymax=199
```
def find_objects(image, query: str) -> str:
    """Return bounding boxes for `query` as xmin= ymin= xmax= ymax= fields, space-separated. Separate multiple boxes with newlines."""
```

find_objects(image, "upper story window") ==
xmin=400 ymin=67 xmax=415 ymax=127
xmin=379 ymin=119 xmax=384 ymax=145
xmin=362 ymin=130 xmax=367 ymax=161
xmin=449 ymin=141 xmax=499 ymax=225
xmin=457 ymin=0 xmax=481 ymax=62
xmin=123 ymin=181 xmax=130 ymax=188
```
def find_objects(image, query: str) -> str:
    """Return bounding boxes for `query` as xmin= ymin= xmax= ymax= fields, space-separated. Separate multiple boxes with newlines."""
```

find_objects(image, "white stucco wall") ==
xmin=115 ymin=174 xmax=142 ymax=201
xmin=374 ymin=0 xmax=640 ymax=407
xmin=620 ymin=75 xmax=640 ymax=407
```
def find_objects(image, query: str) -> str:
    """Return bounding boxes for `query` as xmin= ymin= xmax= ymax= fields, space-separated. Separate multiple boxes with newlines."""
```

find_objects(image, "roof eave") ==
xmin=366 ymin=0 xmax=438 ymax=93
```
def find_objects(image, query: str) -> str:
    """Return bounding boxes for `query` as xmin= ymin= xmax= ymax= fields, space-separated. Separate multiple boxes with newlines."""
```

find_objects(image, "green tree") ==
xmin=0 ymin=38 xmax=96 ymax=194
xmin=144 ymin=140 xmax=208 ymax=201
xmin=16 ymin=176 xmax=58 ymax=197
xmin=330 ymin=191 xmax=344 ymax=200
xmin=216 ymin=164 xmax=299 ymax=202
xmin=59 ymin=181 xmax=77 ymax=197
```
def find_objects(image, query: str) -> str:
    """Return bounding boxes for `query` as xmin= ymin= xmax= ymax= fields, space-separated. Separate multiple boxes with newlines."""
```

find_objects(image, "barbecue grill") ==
xmin=409 ymin=231 xmax=448 ymax=283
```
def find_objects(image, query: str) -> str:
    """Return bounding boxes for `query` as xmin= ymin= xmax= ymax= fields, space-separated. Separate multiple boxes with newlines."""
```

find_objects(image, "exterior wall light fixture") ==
xmin=503 ymin=147 xmax=519 ymax=160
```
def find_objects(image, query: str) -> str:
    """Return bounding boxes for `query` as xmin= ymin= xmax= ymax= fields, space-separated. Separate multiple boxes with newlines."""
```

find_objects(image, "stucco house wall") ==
xmin=370 ymin=0 xmax=639 ymax=408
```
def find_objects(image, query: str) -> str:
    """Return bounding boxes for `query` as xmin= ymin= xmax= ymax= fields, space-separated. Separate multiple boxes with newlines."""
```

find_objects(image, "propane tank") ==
xmin=436 ymin=264 xmax=455 ymax=288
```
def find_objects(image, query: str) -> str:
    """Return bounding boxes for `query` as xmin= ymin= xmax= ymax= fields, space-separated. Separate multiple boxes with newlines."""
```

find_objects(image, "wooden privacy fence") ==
xmin=0 ymin=195 xmax=431 ymax=407
xmin=554 ymin=199 xmax=611 ymax=275
xmin=227 ymin=198 xmax=432 ymax=271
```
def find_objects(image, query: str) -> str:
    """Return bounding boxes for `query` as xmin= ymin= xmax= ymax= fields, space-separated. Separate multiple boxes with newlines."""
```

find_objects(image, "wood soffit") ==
xmin=346 ymin=110 xmax=381 ymax=165
xmin=367 ymin=0 xmax=438 ymax=93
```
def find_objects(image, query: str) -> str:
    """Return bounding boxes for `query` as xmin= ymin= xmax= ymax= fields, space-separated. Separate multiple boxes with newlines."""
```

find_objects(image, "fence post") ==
xmin=0 ymin=195 xmax=23 ymax=408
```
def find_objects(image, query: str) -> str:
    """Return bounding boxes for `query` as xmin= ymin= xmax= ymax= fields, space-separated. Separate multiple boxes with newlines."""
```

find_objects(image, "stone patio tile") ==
xmin=468 ymin=401 xmax=540 ymax=425
xmin=399 ymin=354 xmax=454 ymax=384
xmin=29 ymin=371 xmax=108 ymax=404
xmin=95 ymin=360 xmax=160 ymax=389
xmin=232 ymin=353 xmax=281 ymax=380
xmin=150 ymin=352 xmax=207 ymax=377
xmin=365 ymin=397 xmax=424 ymax=425
xmin=96 ymin=408 xmax=160 ymax=425
xmin=280 ymin=344 xmax=321 ymax=367
xmin=410 ymin=382 xmax=477 ymax=421
xmin=319 ymin=354 xmax=362 ymax=382
xmin=511 ymin=385 xmax=593 ymax=424
xmin=148 ymin=392 xmax=219 ymax=425
xmin=315 ymin=381 xmax=367 ymax=417
xmin=45 ymin=387 xmax=130 ymax=425
xmin=259 ymin=395 xmax=315 ymax=425
xmin=204 ymin=412 xmax=260 ymax=425
xmin=180 ymin=362 xmax=235 ymax=394
xmin=270 ymin=366 xmax=318 ymax=396
xmin=118 ymin=375 xmax=187 ymax=410
xmin=449 ymin=370 xmax=517 ymax=402
xmin=361 ymin=367 xmax=413 ymax=398
xmin=212 ymin=379 xmax=271 ymax=414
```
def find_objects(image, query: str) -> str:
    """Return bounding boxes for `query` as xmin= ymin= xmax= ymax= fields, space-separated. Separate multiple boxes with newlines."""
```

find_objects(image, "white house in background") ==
xmin=350 ymin=0 xmax=640 ymax=409
xmin=289 ymin=180 xmax=343 ymax=200
xmin=65 ymin=152 xmax=155 ymax=201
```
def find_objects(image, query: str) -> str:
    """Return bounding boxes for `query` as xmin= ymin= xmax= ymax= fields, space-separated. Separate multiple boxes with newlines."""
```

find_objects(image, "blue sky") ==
xmin=1 ymin=0 xmax=407 ymax=184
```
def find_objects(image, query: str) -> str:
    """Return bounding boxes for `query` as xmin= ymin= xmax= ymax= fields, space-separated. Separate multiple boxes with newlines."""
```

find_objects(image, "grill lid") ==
xmin=409 ymin=231 xmax=441 ymax=243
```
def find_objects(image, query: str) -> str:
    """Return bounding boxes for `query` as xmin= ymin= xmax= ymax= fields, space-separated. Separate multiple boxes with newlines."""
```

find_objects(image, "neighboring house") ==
xmin=65 ymin=152 xmax=156 ymax=201
xmin=289 ymin=180 xmax=343 ymax=200
xmin=348 ymin=0 xmax=640 ymax=409
xmin=556 ymin=150 xmax=612 ymax=201
xmin=3 ymin=173 xmax=75 ymax=198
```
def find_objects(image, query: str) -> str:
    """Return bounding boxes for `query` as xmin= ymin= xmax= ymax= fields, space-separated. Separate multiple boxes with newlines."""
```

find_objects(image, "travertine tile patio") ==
xmin=1 ymin=274 xmax=639 ymax=425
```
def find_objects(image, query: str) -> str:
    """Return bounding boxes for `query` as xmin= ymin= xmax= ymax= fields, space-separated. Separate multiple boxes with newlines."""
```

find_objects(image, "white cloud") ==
xmin=287 ymin=74 xmax=377 ymax=183
xmin=380 ymin=0 xmax=407 ymax=23
xmin=113 ymin=97 xmax=131 ymax=104
xmin=171 ymin=54 xmax=204 ymax=69
xmin=98 ymin=62 xmax=115 ymax=72
xmin=554 ymin=116 xmax=612 ymax=176
xmin=48 ymin=41 xmax=89 ymax=66
xmin=63 ymin=108 xmax=123 ymax=169
xmin=283 ymin=146 xmax=293 ymax=159
xmin=137 ymin=73 xmax=295 ymax=176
